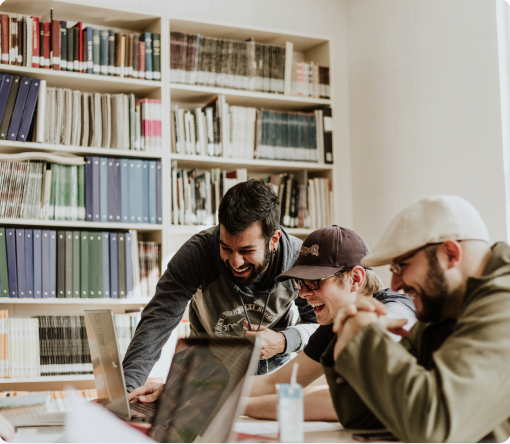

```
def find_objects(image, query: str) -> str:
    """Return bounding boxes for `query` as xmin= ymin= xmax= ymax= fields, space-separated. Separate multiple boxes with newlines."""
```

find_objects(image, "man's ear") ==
xmin=350 ymin=266 xmax=366 ymax=292
xmin=440 ymin=240 xmax=463 ymax=269
xmin=270 ymin=229 xmax=282 ymax=252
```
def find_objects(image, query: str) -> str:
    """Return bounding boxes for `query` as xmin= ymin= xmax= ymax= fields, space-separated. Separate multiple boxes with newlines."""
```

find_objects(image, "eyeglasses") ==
xmin=389 ymin=243 xmax=440 ymax=276
xmin=292 ymin=268 xmax=353 ymax=291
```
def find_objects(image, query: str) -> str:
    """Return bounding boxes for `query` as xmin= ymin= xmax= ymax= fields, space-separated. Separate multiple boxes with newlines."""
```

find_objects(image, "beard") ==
xmin=410 ymin=250 xmax=449 ymax=323
xmin=226 ymin=242 xmax=272 ymax=287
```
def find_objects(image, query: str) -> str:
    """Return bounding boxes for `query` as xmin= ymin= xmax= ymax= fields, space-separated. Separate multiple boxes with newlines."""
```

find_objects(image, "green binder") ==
xmin=80 ymin=231 xmax=89 ymax=298
xmin=88 ymin=232 xmax=103 ymax=298
xmin=72 ymin=231 xmax=80 ymax=298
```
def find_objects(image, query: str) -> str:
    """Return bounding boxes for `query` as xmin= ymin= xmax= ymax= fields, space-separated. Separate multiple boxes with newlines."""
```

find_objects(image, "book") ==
xmin=80 ymin=232 xmax=89 ymax=298
xmin=15 ymin=229 xmax=26 ymax=298
xmin=65 ymin=231 xmax=73 ymax=298
xmin=57 ymin=231 xmax=65 ymax=298
xmin=16 ymin=77 xmax=40 ymax=142
xmin=99 ymin=30 xmax=109 ymax=75
xmin=88 ymin=233 xmax=102 ymax=298
xmin=322 ymin=107 xmax=333 ymax=164
xmin=109 ymin=232 xmax=118 ymax=299
xmin=24 ymin=229 xmax=34 ymax=297
xmin=92 ymin=28 xmax=100 ymax=74
xmin=142 ymin=32 xmax=153 ymax=80
xmin=33 ymin=230 xmax=42 ymax=298
xmin=108 ymin=30 xmax=115 ymax=75
xmin=51 ymin=20 xmax=60 ymax=70
xmin=156 ymin=161 xmax=162 ymax=224
xmin=0 ymin=75 xmax=20 ymax=140
xmin=0 ymin=74 xmax=13 ymax=128
xmin=41 ymin=230 xmax=50 ymax=297
xmin=117 ymin=232 xmax=126 ymax=298
xmin=49 ymin=230 xmax=57 ymax=297
xmin=125 ymin=232 xmax=133 ymax=298
xmin=152 ymin=33 xmax=161 ymax=81
xmin=84 ymin=27 xmax=93 ymax=74
xmin=60 ymin=21 xmax=67 ymax=71
xmin=102 ymin=232 xmax=110 ymax=298
xmin=72 ymin=231 xmax=80 ymax=298
xmin=99 ymin=158 xmax=108 ymax=222
xmin=0 ymin=229 xmax=9 ymax=297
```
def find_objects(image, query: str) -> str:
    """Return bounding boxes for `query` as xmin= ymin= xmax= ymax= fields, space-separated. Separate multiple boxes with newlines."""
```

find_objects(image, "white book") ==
xmin=172 ymin=168 xmax=178 ymax=225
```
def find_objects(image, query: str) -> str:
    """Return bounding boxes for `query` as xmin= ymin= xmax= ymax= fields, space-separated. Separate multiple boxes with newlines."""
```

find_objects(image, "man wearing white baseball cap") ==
xmin=321 ymin=195 xmax=510 ymax=442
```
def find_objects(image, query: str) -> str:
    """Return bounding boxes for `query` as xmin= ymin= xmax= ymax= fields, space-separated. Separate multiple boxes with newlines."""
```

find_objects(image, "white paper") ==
xmin=233 ymin=420 xmax=343 ymax=435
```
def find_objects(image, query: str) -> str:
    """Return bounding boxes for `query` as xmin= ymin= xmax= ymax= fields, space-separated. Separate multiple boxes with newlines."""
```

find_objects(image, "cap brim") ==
xmin=275 ymin=265 xmax=344 ymax=282
xmin=360 ymin=253 xmax=393 ymax=267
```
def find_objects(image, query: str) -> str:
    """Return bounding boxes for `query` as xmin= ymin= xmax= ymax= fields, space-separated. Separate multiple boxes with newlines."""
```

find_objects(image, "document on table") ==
xmin=233 ymin=420 xmax=343 ymax=435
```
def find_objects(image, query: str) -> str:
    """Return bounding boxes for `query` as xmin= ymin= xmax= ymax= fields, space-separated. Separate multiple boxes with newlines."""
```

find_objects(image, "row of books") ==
xmin=0 ymin=390 xmax=98 ymax=414
xmin=138 ymin=241 xmax=161 ymax=300
xmin=292 ymin=62 xmax=330 ymax=99
xmin=42 ymin=86 xmax=162 ymax=152
xmin=0 ymin=156 xmax=162 ymax=224
xmin=1 ymin=14 xmax=161 ymax=80
xmin=170 ymin=32 xmax=286 ymax=94
xmin=0 ymin=227 xmax=161 ymax=299
xmin=171 ymin=167 xmax=248 ymax=226
xmin=171 ymin=96 xmax=333 ymax=163
xmin=114 ymin=311 xmax=141 ymax=362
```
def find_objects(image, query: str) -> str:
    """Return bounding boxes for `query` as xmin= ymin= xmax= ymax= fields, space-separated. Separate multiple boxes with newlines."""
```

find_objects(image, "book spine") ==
xmin=33 ymin=230 xmax=42 ymax=298
xmin=60 ymin=21 xmax=67 ymax=71
xmin=149 ymin=160 xmax=157 ymax=224
xmin=152 ymin=33 xmax=161 ymax=80
xmin=88 ymin=233 xmax=102 ymax=298
xmin=84 ymin=157 xmax=93 ymax=221
xmin=43 ymin=22 xmax=50 ymax=69
xmin=109 ymin=233 xmax=118 ymax=298
xmin=108 ymin=30 xmax=115 ymax=75
xmin=156 ymin=160 xmax=162 ymax=224
xmin=0 ymin=229 xmax=9 ymax=297
xmin=80 ymin=231 xmax=89 ymax=297
xmin=15 ymin=229 xmax=26 ymax=298
xmin=125 ymin=232 xmax=133 ymax=298
xmin=92 ymin=157 xmax=100 ymax=222
xmin=66 ymin=25 xmax=73 ymax=71
xmin=92 ymin=28 xmax=100 ymax=74
xmin=117 ymin=232 xmax=126 ymax=298
xmin=16 ymin=77 xmax=40 ymax=142
xmin=72 ymin=231 xmax=80 ymax=298
xmin=41 ymin=230 xmax=50 ymax=297
xmin=49 ymin=230 xmax=57 ymax=297
xmin=85 ymin=27 xmax=93 ymax=74
xmin=1 ymin=15 xmax=9 ymax=64
xmin=57 ymin=231 xmax=65 ymax=297
xmin=65 ymin=231 xmax=73 ymax=298
xmin=0 ymin=75 xmax=20 ymax=140
xmin=99 ymin=30 xmax=108 ymax=75
xmin=31 ymin=17 xmax=39 ymax=68
xmin=102 ymin=232 xmax=110 ymax=298
xmin=100 ymin=158 xmax=108 ymax=222
xmin=143 ymin=32 xmax=153 ymax=80
xmin=138 ymin=40 xmax=145 ymax=79
xmin=24 ymin=229 xmax=34 ymax=297
xmin=7 ymin=76 xmax=31 ymax=141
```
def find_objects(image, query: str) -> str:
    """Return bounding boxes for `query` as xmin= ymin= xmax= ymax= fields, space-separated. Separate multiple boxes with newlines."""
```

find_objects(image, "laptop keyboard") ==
xmin=130 ymin=402 xmax=157 ymax=416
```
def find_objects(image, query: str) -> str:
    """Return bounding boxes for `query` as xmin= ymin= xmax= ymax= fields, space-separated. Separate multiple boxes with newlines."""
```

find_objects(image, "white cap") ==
xmin=361 ymin=195 xmax=490 ymax=267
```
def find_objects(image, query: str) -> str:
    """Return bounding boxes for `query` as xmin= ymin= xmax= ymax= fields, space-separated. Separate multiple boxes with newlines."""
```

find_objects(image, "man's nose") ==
xmin=298 ymin=286 xmax=313 ymax=299
xmin=390 ymin=273 xmax=403 ymax=292
xmin=230 ymin=251 xmax=245 ymax=269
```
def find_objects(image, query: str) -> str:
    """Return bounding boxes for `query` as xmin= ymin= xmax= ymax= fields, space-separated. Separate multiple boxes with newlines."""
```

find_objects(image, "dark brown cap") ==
xmin=276 ymin=225 xmax=371 ymax=282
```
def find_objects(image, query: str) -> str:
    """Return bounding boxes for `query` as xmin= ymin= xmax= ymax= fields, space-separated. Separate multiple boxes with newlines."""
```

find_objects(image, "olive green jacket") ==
xmin=322 ymin=242 xmax=510 ymax=442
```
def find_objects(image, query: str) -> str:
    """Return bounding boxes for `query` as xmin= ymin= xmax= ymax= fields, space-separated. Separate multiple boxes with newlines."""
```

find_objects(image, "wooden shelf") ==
xmin=0 ymin=297 xmax=150 ymax=305
xmin=0 ymin=65 xmax=161 ymax=95
xmin=170 ymin=83 xmax=330 ymax=110
xmin=0 ymin=219 xmax=163 ymax=232
xmin=0 ymin=140 xmax=163 ymax=159
xmin=0 ymin=375 xmax=94 ymax=383
xmin=170 ymin=154 xmax=333 ymax=173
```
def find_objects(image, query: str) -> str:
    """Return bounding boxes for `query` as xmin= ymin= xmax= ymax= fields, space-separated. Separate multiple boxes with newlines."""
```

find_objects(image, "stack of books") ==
xmin=0 ymin=156 xmax=162 ymax=224
xmin=171 ymin=95 xmax=333 ymax=163
xmin=0 ymin=14 xmax=161 ymax=80
xmin=292 ymin=62 xmax=330 ymax=99
xmin=0 ymin=228 xmax=161 ymax=299
xmin=170 ymin=32 xmax=285 ymax=93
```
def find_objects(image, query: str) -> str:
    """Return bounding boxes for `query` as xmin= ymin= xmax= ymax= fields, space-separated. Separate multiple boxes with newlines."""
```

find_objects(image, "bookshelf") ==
xmin=0 ymin=0 xmax=335 ymax=389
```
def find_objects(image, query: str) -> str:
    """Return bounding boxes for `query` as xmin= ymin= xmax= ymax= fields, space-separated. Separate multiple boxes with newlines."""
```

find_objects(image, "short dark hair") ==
xmin=218 ymin=179 xmax=281 ymax=241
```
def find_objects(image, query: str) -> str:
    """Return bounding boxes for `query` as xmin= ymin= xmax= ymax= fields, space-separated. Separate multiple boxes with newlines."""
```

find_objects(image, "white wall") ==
xmin=346 ymin=0 xmax=506 ymax=284
xmin=84 ymin=0 xmax=353 ymax=228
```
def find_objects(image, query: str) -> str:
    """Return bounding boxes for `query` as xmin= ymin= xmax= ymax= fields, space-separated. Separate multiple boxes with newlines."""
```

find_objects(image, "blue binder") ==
xmin=49 ymin=230 xmax=57 ymax=297
xmin=33 ymin=229 xmax=42 ymax=298
xmin=7 ymin=76 xmax=31 ymax=141
xmin=129 ymin=159 xmax=143 ymax=223
xmin=85 ymin=157 xmax=93 ymax=221
xmin=100 ymin=158 xmax=108 ymax=222
xmin=15 ymin=229 xmax=26 ymax=297
xmin=142 ymin=161 xmax=149 ymax=224
xmin=109 ymin=232 xmax=119 ymax=298
xmin=148 ymin=160 xmax=157 ymax=224
xmin=41 ymin=230 xmax=50 ymax=297
xmin=0 ymin=228 xmax=9 ymax=297
xmin=125 ymin=231 xmax=133 ymax=298
xmin=5 ymin=229 xmax=17 ymax=298
xmin=17 ymin=77 xmax=41 ymax=142
xmin=120 ymin=159 xmax=130 ymax=223
xmin=92 ymin=157 xmax=100 ymax=222
xmin=102 ymin=232 xmax=110 ymax=297
xmin=0 ymin=74 xmax=11 ymax=127
xmin=156 ymin=160 xmax=162 ymax=224
xmin=24 ymin=229 xmax=34 ymax=297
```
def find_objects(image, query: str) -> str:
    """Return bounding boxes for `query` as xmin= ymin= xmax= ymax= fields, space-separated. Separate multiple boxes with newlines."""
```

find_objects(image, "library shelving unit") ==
xmin=0 ymin=0 xmax=169 ymax=390
xmin=167 ymin=16 xmax=334 ymax=254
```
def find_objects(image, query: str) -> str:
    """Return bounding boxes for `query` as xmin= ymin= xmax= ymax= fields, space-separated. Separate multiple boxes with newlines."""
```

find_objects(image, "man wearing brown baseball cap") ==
xmin=323 ymin=195 xmax=510 ymax=442
xmin=243 ymin=225 xmax=416 ymax=421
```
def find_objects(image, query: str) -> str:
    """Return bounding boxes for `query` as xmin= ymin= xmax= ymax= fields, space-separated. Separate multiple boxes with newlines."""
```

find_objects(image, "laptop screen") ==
xmin=149 ymin=337 xmax=258 ymax=443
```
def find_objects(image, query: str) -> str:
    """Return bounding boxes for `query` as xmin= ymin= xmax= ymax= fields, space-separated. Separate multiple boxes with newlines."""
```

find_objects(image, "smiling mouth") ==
xmin=230 ymin=264 xmax=252 ymax=277
xmin=309 ymin=302 xmax=325 ymax=313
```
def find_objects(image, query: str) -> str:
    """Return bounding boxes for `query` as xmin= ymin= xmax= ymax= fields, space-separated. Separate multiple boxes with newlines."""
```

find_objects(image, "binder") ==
xmin=15 ymin=229 xmax=26 ymax=298
xmin=6 ymin=229 xmax=17 ymax=297
xmin=142 ymin=160 xmax=149 ymax=223
xmin=49 ymin=230 xmax=57 ymax=297
xmin=120 ymin=159 xmax=130 ymax=222
xmin=92 ymin=157 xmax=100 ymax=222
xmin=65 ymin=231 xmax=73 ymax=298
xmin=33 ymin=229 xmax=42 ymax=298
xmin=125 ymin=231 xmax=133 ymax=298
xmin=80 ymin=231 xmax=89 ymax=298
xmin=100 ymin=158 xmax=108 ymax=222
xmin=72 ymin=231 xmax=80 ymax=298
xmin=85 ymin=157 xmax=93 ymax=221
xmin=57 ymin=231 xmax=66 ymax=298
xmin=0 ymin=228 xmax=9 ymax=297
xmin=0 ymin=74 xmax=12 ymax=128
xmin=99 ymin=30 xmax=109 ymax=75
xmin=24 ymin=229 xmax=34 ymax=297
xmin=7 ymin=76 xmax=31 ymax=141
xmin=148 ymin=160 xmax=157 ymax=224
xmin=41 ymin=230 xmax=50 ymax=298
xmin=102 ymin=232 xmax=110 ymax=298
xmin=156 ymin=160 xmax=162 ymax=224
xmin=89 ymin=232 xmax=102 ymax=298
xmin=129 ymin=159 xmax=143 ymax=223
xmin=17 ymin=77 xmax=41 ymax=142
xmin=118 ymin=232 xmax=126 ymax=298
xmin=0 ymin=75 xmax=21 ymax=140
xmin=109 ymin=232 xmax=119 ymax=298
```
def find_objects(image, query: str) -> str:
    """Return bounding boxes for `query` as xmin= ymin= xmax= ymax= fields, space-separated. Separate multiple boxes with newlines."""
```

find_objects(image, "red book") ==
xmin=51 ymin=20 xmax=60 ymax=70
xmin=138 ymin=40 xmax=145 ymax=80
xmin=71 ymin=22 xmax=82 ymax=72
xmin=43 ymin=22 xmax=50 ymax=69
xmin=31 ymin=17 xmax=40 ymax=68
xmin=0 ymin=15 xmax=8 ymax=65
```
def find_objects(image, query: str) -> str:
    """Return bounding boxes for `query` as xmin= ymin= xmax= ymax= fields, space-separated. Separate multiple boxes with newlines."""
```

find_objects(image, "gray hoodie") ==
xmin=123 ymin=226 xmax=318 ymax=391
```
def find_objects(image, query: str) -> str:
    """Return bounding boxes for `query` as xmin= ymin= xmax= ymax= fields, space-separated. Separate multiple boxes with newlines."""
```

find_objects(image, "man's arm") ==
xmin=122 ymin=235 xmax=208 ymax=391
xmin=331 ymin=290 xmax=510 ymax=442
xmin=280 ymin=296 xmax=319 ymax=353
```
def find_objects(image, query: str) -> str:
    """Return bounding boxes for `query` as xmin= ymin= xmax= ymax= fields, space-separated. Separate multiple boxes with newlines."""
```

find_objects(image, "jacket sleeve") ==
xmin=281 ymin=293 xmax=318 ymax=353
xmin=332 ymin=288 xmax=510 ymax=442
xmin=122 ymin=235 xmax=209 ymax=392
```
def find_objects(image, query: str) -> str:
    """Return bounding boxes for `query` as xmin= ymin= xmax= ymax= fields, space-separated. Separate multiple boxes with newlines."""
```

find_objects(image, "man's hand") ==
xmin=0 ymin=414 xmax=15 ymax=441
xmin=243 ymin=321 xmax=286 ymax=360
xmin=332 ymin=300 xmax=408 ymax=360
xmin=127 ymin=382 xmax=164 ymax=403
